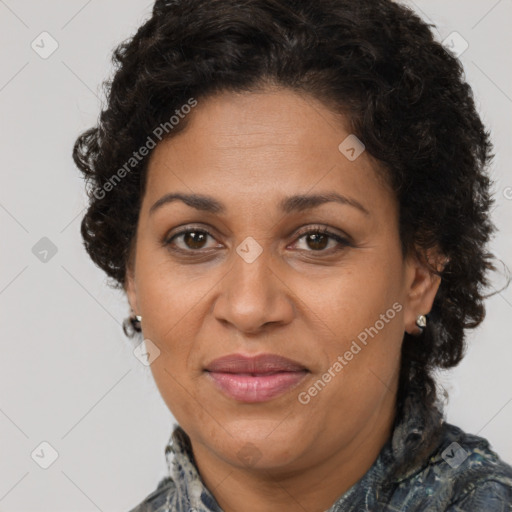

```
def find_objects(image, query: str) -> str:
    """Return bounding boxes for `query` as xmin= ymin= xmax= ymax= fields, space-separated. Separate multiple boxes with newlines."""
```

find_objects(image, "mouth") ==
xmin=204 ymin=353 xmax=309 ymax=403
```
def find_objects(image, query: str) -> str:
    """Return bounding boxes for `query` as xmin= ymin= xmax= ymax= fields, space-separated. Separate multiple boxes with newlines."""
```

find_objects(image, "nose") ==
xmin=212 ymin=242 xmax=295 ymax=334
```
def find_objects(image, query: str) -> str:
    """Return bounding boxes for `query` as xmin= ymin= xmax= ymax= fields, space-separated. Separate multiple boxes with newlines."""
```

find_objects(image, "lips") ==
xmin=204 ymin=353 xmax=307 ymax=374
xmin=204 ymin=353 xmax=309 ymax=403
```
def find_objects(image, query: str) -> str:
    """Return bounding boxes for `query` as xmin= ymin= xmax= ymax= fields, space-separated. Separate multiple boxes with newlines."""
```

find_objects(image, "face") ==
xmin=125 ymin=87 xmax=441 ymax=476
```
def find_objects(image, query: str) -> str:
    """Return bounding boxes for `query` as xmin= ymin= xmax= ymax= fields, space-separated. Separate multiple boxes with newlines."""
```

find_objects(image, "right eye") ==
xmin=164 ymin=227 xmax=220 ymax=253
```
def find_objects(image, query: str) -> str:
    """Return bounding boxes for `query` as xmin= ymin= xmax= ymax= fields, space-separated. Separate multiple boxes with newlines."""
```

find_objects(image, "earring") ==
xmin=131 ymin=313 xmax=142 ymax=332
xmin=122 ymin=313 xmax=142 ymax=336
xmin=415 ymin=314 xmax=427 ymax=334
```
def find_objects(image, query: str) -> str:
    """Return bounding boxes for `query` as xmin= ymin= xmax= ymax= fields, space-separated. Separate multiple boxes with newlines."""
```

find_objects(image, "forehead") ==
xmin=142 ymin=88 xmax=395 ymax=218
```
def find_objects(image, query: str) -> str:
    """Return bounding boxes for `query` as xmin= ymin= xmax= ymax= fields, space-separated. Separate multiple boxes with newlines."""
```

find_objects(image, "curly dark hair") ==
xmin=73 ymin=0 xmax=507 ymax=475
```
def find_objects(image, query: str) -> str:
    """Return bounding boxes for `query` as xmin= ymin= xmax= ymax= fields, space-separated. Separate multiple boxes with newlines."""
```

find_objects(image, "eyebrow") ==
xmin=149 ymin=191 xmax=370 ymax=217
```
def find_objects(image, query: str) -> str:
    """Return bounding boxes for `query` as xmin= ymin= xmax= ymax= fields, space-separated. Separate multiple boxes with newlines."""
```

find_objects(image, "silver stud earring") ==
xmin=135 ymin=315 xmax=142 ymax=322
xmin=415 ymin=314 xmax=427 ymax=333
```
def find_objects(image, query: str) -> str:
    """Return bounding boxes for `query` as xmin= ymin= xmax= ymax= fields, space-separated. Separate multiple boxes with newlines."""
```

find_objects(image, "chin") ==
xmin=213 ymin=420 xmax=306 ymax=470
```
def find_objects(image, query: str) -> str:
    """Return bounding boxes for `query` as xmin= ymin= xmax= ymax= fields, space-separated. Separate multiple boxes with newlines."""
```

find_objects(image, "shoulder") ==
xmin=421 ymin=422 xmax=512 ymax=510
xmin=435 ymin=422 xmax=512 ymax=477
xmin=127 ymin=476 xmax=176 ymax=512
xmin=447 ymin=479 xmax=512 ymax=511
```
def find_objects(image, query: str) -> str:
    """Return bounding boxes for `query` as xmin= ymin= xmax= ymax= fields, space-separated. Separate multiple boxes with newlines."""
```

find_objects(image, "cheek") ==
xmin=305 ymin=259 xmax=403 ymax=345
xmin=134 ymin=259 xmax=204 ymax=403
xmin=134 ymin=246 xmax=206 ymax=337
xmin=300 ymin=261 xmax=404 ymax=399
xmin=296 ymin=316 xmax=403 ymax=434
xmin=149 ymin=358 xmax=200 ymax=426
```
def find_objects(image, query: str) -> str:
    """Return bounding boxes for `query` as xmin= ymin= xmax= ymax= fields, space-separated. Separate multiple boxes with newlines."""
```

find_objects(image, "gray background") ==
xmin=1 ymin=0 xmax=511 ymax=510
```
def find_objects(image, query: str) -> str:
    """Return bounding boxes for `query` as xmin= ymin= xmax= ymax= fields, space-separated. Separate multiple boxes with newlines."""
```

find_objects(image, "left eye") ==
xmin=165 ymin=227 xmax=350 ymax=254
xmin=292 ymin=228 xmax=350 ymax=252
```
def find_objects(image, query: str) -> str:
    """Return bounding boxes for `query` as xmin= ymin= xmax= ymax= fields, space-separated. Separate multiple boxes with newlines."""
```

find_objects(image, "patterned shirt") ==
xmin=128 ymin=388 xmax=512 ymax=511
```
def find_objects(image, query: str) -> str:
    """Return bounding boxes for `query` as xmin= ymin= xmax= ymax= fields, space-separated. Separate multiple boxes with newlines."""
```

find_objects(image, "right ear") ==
xmin=124 ymin=244 xmax=139 ymax=315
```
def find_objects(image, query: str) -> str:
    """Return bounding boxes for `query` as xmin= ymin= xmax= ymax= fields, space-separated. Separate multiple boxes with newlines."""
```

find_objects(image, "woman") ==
xmin=73 ymin=0 xmax=512 ymax=510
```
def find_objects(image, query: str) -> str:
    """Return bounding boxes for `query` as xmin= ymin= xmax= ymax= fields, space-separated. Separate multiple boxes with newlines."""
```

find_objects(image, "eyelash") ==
xmin=163 ymin=225 xmax=352 ymax=256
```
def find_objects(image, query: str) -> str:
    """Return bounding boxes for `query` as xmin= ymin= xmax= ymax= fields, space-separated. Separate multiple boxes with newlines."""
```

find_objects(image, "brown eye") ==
xmin=166 ymin=228 xmax=217 ymax=252
xmin=303 ymin=232 xmax=330 ymax=251
xmin=164 ymin=225 xmax=351 ymax=256
xmin=292 ymin=227 xmax=351 ymax=254
xmin=181 ymin=230 xmax=209 ymax=250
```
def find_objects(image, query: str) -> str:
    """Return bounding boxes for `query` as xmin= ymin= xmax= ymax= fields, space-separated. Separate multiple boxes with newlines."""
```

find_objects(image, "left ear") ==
xmin=402 ymin=246 xmax=448 ymax=335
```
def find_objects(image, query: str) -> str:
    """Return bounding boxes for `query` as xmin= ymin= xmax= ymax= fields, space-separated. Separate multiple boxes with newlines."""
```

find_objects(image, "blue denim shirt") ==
xmin=129 ymin=390 xmax=512 ymax=511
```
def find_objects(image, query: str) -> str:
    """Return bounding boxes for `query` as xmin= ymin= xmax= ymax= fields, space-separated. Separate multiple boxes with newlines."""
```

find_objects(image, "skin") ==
xmin=125 ymin=87 xmax=443 ymax=512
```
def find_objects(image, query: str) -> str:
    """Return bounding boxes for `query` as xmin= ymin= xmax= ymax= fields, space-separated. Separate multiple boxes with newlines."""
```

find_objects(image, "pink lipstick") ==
xmin=204 ymin=353 xmax=309 ymax=403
